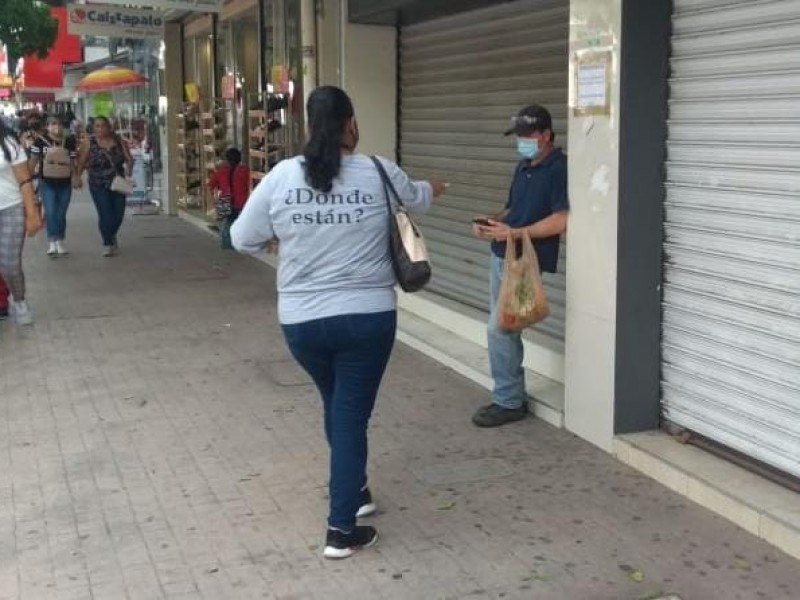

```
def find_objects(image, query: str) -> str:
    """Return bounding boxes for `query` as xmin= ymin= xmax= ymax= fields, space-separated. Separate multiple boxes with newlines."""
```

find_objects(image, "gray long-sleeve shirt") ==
xmin=231 ymin=154 xmax=433 ymax=324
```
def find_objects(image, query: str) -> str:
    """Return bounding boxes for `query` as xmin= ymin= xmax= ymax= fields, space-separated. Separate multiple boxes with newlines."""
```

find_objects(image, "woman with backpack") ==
xmin=29 ymin=116 xmax=78 ymax=257
xmin=75 ymin=116 xmax=133 ymax=257
xmin=0 ymin=118 xmax=42 ymax=325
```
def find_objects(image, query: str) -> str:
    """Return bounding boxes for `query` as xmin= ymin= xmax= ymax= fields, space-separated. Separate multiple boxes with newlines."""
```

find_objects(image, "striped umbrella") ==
xmin=77 ymin=66 xmax=148 ymax=92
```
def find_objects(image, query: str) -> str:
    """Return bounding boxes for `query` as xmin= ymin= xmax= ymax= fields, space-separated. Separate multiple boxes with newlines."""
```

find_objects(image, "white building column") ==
xmin=161 ymin=21 xmax=183 ymax=217
xmin=563 ymin=0 xmax=623 ymax=451
xmin=316 ymin=0 xmax=396 ymax=159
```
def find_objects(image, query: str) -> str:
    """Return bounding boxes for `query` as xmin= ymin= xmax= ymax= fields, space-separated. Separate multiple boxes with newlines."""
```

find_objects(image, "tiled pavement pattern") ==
xmin=2 ymin=193 xmax=799 ymax=600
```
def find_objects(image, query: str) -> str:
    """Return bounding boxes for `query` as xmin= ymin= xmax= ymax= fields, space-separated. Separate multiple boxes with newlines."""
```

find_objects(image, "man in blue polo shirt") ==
xmin=471 ymin=104 xmax=569 ymax=427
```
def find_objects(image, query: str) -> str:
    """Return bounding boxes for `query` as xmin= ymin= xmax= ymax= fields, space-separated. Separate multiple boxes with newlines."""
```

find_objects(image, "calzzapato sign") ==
xmin=67 ymin=4 xmax=165 ymax=39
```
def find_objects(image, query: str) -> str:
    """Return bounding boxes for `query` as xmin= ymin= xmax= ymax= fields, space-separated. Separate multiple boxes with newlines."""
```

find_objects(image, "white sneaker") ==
xmin=12 ymin=300 xmax=33 ymax=326
xmin=47 ymin=242 xmax=58 ymax=257
xmin=55 ymin=241 xmax=69 ymax=256
xmin=102 ymin=246 xmax=114 ymax=257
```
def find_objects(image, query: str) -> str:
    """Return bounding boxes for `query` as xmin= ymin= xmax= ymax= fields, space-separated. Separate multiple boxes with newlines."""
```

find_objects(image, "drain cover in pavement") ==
xmin=413 ymin=458 xmax=514 ymax=485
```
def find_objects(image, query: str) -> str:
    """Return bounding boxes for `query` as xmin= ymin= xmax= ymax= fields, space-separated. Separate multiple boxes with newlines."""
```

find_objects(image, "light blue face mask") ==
xmin=517 ymin=138 xmax=540 ymax=160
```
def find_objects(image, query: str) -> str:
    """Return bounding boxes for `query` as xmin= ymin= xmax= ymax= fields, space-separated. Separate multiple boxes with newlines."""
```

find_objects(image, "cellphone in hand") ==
xmin=472 ymin=217 xmax=492 ymax=227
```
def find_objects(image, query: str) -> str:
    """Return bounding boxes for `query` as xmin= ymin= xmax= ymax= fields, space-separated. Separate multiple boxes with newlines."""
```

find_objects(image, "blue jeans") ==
xmin=282 ymin=310 xmax=397 ymax=531
xmin=89 ymin=183 xmax=126 ymax=246
xmin=39 ymin=181 xmax=72 ymax=241
xmin=487 ymin=254 xmax=526 ymax=409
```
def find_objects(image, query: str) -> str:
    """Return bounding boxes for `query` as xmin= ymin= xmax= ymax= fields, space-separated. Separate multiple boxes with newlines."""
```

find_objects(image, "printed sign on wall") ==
xmin=67 ymin=4 xmax=166 ymax=39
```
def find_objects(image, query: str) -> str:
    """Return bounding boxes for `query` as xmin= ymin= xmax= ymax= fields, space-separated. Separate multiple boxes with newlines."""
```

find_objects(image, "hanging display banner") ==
xmin=95 ymin=0 xmax=224 ymax=13
xmin=66 ymin=4 xmax=166 ymax=39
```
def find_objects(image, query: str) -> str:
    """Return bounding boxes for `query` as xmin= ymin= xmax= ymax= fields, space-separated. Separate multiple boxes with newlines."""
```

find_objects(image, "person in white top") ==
xmin=0 ymin=118 xmax=43 ymax=325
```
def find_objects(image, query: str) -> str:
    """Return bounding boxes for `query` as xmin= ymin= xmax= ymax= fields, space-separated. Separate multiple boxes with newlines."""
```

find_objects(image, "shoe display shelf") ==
xmin=200 ymin=99 xmax=228 ymax=221
xmin=247 ymin=92 xmax=291 ymax=189
xmin=176 ymin=103 xmax=202 ymax=211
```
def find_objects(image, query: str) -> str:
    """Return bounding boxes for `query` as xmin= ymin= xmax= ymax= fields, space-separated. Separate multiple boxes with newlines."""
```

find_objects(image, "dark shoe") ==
xmin=356 ymin=487 xmax=376 ymax=518
xmin=472 ymin=402 xmax=528 ymax=428
xmin=323 ymin=525 xmax=378 ymax=559
xmin=0 ymin=306 xmax=8 ymax=320
xmin=266 ymin=95 xmax=289 ymax=112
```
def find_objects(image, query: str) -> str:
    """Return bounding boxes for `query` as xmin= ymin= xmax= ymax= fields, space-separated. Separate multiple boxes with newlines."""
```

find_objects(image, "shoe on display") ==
xmin=11 ymin=300 xmax=33 ymax=326
xmin=266 ymin=95 xmax=289 ymax=113
xmin=323 ymin=525 xmax=378 ymax=560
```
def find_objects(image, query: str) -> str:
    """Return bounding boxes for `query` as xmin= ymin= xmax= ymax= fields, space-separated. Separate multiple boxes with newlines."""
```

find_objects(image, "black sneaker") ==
xmin=323 ymin=525 xmax=378 ymax=559
xmin=472 ymin=402 xmax=528 ymax=428
xmin=0 ymin=307 xmax=8 ymax=320
xmin=356 ymin=487 xmax=376 ymax=518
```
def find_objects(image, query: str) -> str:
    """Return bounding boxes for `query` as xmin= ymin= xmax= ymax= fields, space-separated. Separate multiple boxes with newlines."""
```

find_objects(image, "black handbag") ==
xmin=370 ymin=156 xmax=431 ymax=293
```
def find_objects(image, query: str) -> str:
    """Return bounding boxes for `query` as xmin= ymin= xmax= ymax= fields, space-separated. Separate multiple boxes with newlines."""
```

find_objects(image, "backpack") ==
xmin=40 ymin=136 xmax=72 ymax=179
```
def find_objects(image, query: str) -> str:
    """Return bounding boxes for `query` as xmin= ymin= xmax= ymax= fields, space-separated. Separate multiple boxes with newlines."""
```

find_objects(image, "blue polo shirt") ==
xmin=491 ymin=148 xmax=568 ymax=273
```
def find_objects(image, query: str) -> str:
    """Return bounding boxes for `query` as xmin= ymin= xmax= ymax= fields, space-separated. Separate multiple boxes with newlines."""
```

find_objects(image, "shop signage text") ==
xmin=94 ymin=0 xmax=223 ymax=13
xmin=66 ymin=4 xmax=166 ymax=39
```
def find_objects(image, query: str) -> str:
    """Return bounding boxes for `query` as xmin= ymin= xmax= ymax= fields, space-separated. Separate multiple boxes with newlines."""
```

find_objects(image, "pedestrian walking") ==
xmin=0 ymin=118 xmax=43 ymax=325
xmin=470 ymin=104 xmax=569 ymax=427
xmin=231 ymin=86 xmax=446 ymax=559
xmin=75 ymin=116 xmax=133 ymax=257
xmin=29 ymin=116 xmax=78 ymax=257
xmin=208 ymin=147 xmax=250 ymax=248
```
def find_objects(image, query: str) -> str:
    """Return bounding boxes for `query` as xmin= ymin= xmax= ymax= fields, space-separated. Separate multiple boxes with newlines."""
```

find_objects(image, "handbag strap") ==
xmin=369 ymin=155 xmax=406 ymax=214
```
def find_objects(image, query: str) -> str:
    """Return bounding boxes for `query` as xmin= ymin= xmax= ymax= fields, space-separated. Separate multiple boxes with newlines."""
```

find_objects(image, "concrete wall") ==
xmin=563 ymin=0 xmax=623 ymax=451
xmin=317 ymin=0 xmax=397 ymax=160
xmin=162 ymin=22 xmax=183 ymax=217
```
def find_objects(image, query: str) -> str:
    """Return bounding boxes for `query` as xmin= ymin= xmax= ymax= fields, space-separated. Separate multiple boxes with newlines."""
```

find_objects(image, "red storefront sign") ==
xmin=22 ymin=7 xmax=82 ymax=89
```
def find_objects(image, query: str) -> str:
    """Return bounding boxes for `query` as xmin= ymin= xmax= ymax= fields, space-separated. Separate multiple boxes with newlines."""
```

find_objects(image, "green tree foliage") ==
xmin=0 ymin=0 xmax=58 ymax=62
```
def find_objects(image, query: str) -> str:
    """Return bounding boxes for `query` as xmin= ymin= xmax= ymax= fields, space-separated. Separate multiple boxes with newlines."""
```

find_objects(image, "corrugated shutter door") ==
xmin=663 ymin=0 xmax=800 ymax=477
xmin=399 ymin=0 xmax=569 ymax=344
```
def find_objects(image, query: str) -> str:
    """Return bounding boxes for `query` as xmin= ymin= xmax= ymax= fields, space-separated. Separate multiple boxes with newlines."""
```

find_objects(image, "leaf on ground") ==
xmin=735 ymin=558 xmax=751 ymax=571
xmin=628 ymin=570 xmax=644 ymax=583
xmin=619 ymin=564 xmax=644 ymax=583
xmin=521 ymin=570 xmax=551 ymax=583
xmin=437 ymin=501 xmax=457 ymax=511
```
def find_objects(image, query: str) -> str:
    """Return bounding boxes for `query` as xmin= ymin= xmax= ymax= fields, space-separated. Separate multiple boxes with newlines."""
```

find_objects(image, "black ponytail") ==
xmin=303 ymin=86 xmax=354 ymax=192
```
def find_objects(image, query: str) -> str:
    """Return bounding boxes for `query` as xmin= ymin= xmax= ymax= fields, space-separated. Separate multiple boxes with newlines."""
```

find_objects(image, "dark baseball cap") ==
xmin=503 ymin=104 xmax=553 ymax=136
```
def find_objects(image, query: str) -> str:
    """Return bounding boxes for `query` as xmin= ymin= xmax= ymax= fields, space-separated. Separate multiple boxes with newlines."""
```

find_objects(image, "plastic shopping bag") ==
xmin=496 ymin=233 xmax=550 ymax=332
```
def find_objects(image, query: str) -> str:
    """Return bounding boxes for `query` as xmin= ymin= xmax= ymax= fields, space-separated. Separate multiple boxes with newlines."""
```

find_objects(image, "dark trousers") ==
xmin=282 ymin=310 xmax=397 ymax=531
xmin=89 ymin=183 xmax=126 ymax=246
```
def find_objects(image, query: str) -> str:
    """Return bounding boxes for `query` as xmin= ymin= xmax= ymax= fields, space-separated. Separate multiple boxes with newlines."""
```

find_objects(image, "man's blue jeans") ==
xmin=89 ymin=184 xmax=126 ymax=246
xmin=39 ymin=182 xmax=72 ymax=241
xmin=282 ymin=310 xmax=396 ymax=531
xmin=487 ymin=254 xmax=526 ymax=409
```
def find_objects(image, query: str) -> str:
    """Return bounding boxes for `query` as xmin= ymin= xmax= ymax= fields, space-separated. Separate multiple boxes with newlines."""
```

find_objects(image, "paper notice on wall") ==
xmin=573 ymin=51 xmax=611 ymax=116
xmin=577 ymin=64 xmax=607 ymax=109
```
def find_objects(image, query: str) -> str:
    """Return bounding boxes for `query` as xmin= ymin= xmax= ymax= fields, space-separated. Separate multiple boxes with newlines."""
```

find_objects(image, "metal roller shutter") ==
xmin=662 ymin=0 xmax=800 ymax=477
xmin=399 ymin=0 xmax=569 ymax=344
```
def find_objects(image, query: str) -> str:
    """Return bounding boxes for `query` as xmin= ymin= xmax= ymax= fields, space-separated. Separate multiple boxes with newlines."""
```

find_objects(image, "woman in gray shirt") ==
xmin=232 ymin=86 xmax=445 ymax=559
